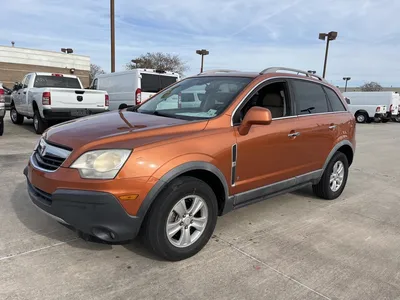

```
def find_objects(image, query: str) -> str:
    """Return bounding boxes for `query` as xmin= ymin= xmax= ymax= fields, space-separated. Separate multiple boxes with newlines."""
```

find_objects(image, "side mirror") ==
xmin=238 ymin=106 xmax=272 ymax=135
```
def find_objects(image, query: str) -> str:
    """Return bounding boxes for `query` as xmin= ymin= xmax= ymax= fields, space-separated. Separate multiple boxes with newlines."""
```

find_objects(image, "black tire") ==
xmin=143 ymin=176 xmax=218 ymax=261
xmin=355 ymin=112 xmax=368 ymax=123
xmin=0 ymin=119 xmax=3 ymax=136
xmin=10 ymin=105 xmax=24 ymax=124
xmin=312 ymin=152 xmax=349 ymax=200
xmin=381 ymin=118 xmax=390 ymax=123
xmin=33 ymin=109 xmax=48 ymax=134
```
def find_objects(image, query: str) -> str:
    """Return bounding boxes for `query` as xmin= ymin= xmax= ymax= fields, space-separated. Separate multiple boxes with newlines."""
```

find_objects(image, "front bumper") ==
xmin=24 ymin=166 xmax=142 ymax=242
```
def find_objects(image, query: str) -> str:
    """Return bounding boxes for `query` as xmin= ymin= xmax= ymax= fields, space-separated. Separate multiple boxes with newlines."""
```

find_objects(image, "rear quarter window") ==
xmin=323 ymin=87 xmax=346 ymax=111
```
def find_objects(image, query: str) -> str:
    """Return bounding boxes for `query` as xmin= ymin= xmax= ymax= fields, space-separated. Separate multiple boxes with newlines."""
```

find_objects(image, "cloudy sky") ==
xmin=2 ymin=0 xmax=399 ymax=87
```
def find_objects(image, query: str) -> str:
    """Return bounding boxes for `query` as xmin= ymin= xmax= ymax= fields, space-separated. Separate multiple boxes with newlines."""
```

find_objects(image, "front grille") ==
xmin=32 ymin=139 xmax=72 ymax=172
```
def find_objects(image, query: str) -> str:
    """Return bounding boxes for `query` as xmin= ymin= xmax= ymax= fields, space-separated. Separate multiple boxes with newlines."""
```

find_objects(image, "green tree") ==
xmin=126 ymin=52 xmax=188 ymax=75
xmin=360 ymin=81 xmax=383 ymax=91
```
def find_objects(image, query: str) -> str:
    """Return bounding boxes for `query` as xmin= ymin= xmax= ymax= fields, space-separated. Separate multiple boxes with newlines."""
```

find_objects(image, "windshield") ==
xmin=34 ymin=76 xmax=82 ymax=89
xmin=136 ymin=76 xmax=252 ymax=120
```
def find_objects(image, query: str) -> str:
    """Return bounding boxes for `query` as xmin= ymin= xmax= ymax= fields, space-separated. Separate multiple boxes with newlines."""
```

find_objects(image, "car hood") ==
xmin=45 ymin=110 xmax=206 ymax=150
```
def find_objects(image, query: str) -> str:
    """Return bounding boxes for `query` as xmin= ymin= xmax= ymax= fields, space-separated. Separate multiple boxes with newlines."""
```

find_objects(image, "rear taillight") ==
xmin=135 ymin=88 xmax=142 ymax=105
xmin=376 ymin=107 xmax=380 ymax=112
xmin=0 ymin=89 xmax=4 ymax=103
xmin=51 ymin=73 xmax=63 ymax=77
xmin=105 ymin=94 xmax=109 ymax=107
xmin=42 ymin=92 xmax=51 ymax=105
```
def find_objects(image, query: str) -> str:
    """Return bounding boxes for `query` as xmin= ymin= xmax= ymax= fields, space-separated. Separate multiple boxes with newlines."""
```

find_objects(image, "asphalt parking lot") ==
xmin=1 ymin=114 xmax=400 ymax=300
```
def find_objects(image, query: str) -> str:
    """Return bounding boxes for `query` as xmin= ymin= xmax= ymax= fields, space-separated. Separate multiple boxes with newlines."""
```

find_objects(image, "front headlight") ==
xmin=70 ymin=149 xmax=132 ymax=179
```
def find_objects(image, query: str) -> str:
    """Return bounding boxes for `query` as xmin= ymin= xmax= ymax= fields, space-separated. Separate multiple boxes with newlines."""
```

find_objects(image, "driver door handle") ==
xmin=288 ymin=131 xmax=300 ymax=137
xmin=329 ymin=124 xmax=337 ymax=130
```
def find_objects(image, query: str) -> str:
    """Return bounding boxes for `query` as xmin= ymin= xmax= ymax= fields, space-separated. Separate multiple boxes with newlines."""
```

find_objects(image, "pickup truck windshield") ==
xmin=33 ymin=76 xmax=81 ymax=89
xmin=136 ymin=76 xmax=252 ymax=120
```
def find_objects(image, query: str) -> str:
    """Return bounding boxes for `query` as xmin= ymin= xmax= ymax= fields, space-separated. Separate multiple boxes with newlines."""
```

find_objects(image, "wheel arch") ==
xmin=137 ymin=161 xmax=230 ymax=229
xmin=354 ymin=109 xmax=369 ymax=117
xmin=322 ymin=140 xmax=354 ymax=173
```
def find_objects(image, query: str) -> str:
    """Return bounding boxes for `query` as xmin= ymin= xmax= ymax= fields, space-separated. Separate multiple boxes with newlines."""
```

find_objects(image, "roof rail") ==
xmin=260 ymin=67 xmax=327 ymax=82
xmin=198 ymin=69 xmax=239 ymax=75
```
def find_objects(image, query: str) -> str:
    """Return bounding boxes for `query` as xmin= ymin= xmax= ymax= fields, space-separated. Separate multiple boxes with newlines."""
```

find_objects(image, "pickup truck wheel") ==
xmin=355 ymin=112 xmax=367 ymax=123
xmin=0 ymin=119 xmax=3 ymax=136
xmin=143 ymin=176 xmax=218 ymax=261
xmin=312 ymin=152 xmax=349 ymax=200
xmin=33 ymin=110 xmax=47 ymax=134
xmin=10 ymin=106 xmax=24 ymax=124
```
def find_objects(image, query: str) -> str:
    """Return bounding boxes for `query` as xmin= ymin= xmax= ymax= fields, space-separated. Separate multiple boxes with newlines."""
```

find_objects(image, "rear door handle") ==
xmin=288 ymin=132 xmax=300 ymax=137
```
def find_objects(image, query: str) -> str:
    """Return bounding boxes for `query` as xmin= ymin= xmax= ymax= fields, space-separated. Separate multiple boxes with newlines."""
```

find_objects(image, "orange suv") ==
xmin=24 ymin=67 xmax=356 ymax=261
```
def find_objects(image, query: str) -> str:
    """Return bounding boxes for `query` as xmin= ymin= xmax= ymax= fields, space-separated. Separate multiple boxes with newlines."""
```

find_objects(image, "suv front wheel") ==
xmin=143 ymin=176 xmax=218 ymax=261
xmin=313 ymin=152 xmax=349 ymax=200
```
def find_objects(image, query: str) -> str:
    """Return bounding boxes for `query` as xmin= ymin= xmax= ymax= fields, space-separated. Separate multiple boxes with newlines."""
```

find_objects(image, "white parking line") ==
xmin=221 ymin=238 xmax=332 ymax=300
xmin=0 ymin=238 xmax=78 ymax=262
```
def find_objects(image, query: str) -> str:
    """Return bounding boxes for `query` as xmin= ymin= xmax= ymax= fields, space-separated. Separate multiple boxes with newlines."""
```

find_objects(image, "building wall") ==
xmin=0 ymin=46 xmax=90 ymax=88
xmin=339 ymin=87 xmax=400 ymax=93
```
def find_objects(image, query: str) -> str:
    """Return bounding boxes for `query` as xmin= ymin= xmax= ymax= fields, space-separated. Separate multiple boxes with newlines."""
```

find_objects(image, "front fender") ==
xmin=136 ymin=155 xmax=229 ymax=219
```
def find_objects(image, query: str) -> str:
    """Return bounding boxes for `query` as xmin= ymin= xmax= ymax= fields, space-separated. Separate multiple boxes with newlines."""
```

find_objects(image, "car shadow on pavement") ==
xmin=11 ymin=181 xmax=163 ymax=259
xmin=11 ymin=181 xmax=112 ymax=251
xmin=290 ymin=185 xmax=320 ymax=199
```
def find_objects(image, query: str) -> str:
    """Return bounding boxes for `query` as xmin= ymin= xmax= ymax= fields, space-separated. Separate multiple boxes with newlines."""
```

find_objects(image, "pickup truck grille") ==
xmin=32 ymin=139 xmax=72 ymax=172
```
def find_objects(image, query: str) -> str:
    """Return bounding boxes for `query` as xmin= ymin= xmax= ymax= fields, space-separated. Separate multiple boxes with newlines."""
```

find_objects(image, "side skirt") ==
xmin=223 ymin=170 xmax=322 ymax=213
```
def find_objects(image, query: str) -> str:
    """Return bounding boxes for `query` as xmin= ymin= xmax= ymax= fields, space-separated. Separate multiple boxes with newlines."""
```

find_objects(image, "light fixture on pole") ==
xmin=343 ymin=77 xmax=351 ymax=92
xmin=196 ymin=49 xmax=209 ymax=73
xmin=318 ymin=31 xmax=338 ymax=78
xmin=61 ymin=48 xmax=73 ymax=54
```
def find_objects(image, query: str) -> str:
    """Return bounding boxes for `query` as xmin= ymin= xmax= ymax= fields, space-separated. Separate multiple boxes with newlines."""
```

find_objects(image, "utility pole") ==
xmin=110 ymin=0 xmax=115 ymax=72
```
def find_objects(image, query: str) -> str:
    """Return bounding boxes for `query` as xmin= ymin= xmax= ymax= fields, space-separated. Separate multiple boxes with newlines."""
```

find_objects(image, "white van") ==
xmin=90 ymin=69 xmax=180 ymax=110
xmin=343 ymin=91 xmax=399 ymax=123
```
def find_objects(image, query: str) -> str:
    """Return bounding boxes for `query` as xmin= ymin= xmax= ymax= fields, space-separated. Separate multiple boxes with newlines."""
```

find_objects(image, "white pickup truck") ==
xmin=10 ymin=72 xmax=109 ymax=134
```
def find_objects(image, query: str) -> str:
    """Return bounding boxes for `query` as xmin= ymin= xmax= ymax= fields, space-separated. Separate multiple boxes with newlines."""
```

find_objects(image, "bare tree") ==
xmin=90 ymin=63 xmax=105 ymax=82
xmin=126 ymin=52 xmax=189 ymax=75
xmin=360 ymin=81 xmax=383 ymax=91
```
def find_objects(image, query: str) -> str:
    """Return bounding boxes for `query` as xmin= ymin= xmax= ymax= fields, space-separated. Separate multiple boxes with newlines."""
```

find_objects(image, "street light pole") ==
xmin=110 ymin=0 xmax=115 ymax=73
xmin=196 ymin=49 xmax=209 ymax=73
xmin=343 ymin=77 xmax=351 ymax=92
xmin=319 ymin=31 xmax=338 ymax=78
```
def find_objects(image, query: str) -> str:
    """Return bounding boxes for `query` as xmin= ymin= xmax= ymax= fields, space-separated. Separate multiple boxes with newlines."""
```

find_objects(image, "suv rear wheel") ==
xmin=312 ymin=152 xmax=349 ymax=200
xmin=0 ymin=119 xmax=3 ymax=136
xmin=143 ymin=176 xmax=218 ymax=261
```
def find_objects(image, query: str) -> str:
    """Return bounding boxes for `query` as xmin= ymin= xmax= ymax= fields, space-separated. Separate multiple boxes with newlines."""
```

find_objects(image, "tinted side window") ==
xmin=323 ymin=87 xmax=346 ymax=111
xmin=292 ymin=80 xmax=328 ymax=115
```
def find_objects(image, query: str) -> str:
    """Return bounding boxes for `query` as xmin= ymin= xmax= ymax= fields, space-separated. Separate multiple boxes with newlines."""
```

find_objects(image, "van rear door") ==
xmin=139 ymin=72 xmax=179 ymax=103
